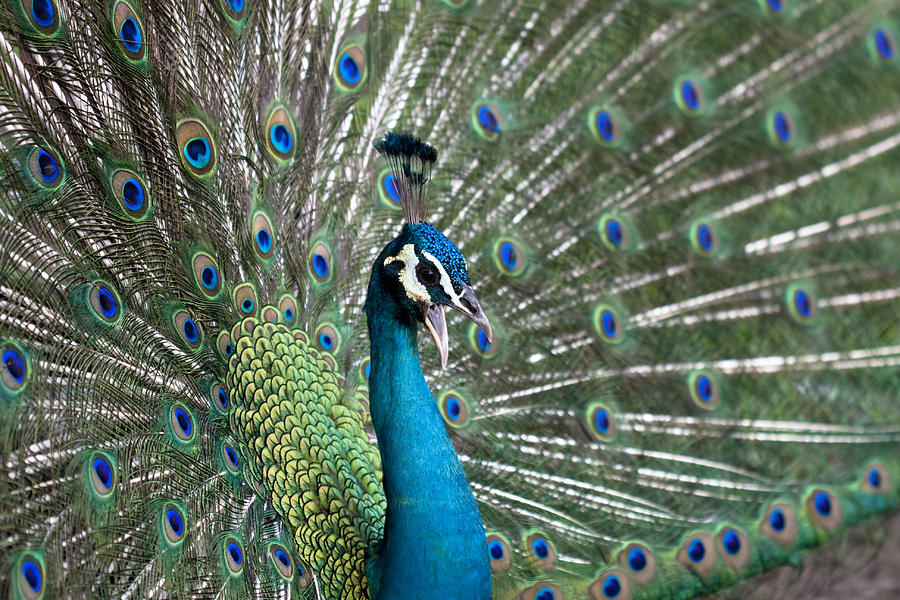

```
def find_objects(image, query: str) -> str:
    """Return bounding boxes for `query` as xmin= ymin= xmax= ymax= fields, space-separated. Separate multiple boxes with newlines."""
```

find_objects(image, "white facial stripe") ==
xmin=422 ymin=250 xmax=464 ymax=307
xmin=383 ymin=244 xmax=431 ymax=303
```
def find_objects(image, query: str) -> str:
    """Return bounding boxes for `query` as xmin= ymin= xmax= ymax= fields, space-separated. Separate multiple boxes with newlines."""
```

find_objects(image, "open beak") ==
xmin=424 ymin=284 xmax=493 ymax=369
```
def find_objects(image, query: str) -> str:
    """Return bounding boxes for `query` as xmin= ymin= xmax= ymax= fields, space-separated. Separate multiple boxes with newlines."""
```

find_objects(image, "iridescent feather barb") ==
xmin=2 ymin=0 xmax=900 ymax=599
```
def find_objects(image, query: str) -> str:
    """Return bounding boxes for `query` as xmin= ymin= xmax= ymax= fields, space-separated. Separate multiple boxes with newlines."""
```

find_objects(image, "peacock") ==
xmin=2 ymin=0 xmax=900 ymax=598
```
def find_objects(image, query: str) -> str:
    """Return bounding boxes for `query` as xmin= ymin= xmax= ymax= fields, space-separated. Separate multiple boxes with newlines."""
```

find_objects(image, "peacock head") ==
xmin=376 ymin=222 xmax=492 ymax=368
xmin=370 ymin=132 xmax=492 ymax=367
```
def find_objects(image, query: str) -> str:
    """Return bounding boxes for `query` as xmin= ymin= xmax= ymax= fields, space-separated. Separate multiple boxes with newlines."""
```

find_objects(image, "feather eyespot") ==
xmin=172 ymin=310 xmax=203 ymax=349
xmin=191 ymin=252 xmax=222 ymax=297
xmin=589 ymin=107 xmax=627 ymax=148
xmin=113 ymin=2 xmax=145 ymax=62
xmin=223 ymin=538 xmax=244 ymax=576
xmin=761 ymin=502 xmax=798 ymax=546
xmin=211 ymin=383 xmax=229 ymax=413
xmin=233 ymin=283 xmax=258 ymax=316
xmin=438 ymin=391 xmax=471 ymax=428
xmin=787 ymin=285 xmax=817 ymax=324
xmin=690 ymin=222 xmax=719 ymax=255
xmin=216 ymin=331 xmax=233 ymax=361
xmin=279 ymin=295 xmax=297 ymax=326
xmin=220 ymin=0 xmax=246 ymax=22
xmin=589 ymin=569 xmax=631 ymax=600
xmin=473 ymin=103 xmax=503 ymax=140
xmin=1 ymin=342 xmax=29 ymax=393
xmin=594 ymin=305 xmax=625 ymax=344
xmin=760 ymin=0 xmax=786 ymax=14
xmin=17 ymin=554 xmax=43 ymax=600
xmin=688 ymin=371 xmax=720 ymax=410
xmin=872 ymin=27 xmax=896 ymax=62
xmin=314 ymin=324 xmax=340 ymax=353
xmin=616 ymin=542 xmax=656 ymax=584
xmin=169 ymin=404 xmax=195 ymax=443
xmin=88 ymin=452 xmax=116 ymax=498
xmin=335 ymin=45 xmax=366 ymax=90
xmin=862 ymin=464 xmax=891 ymax=494
xmin=266 ymin=107 xmax=295 ymax=161
xmin=486 ymin=534 xmax=511 ymax=573
xmin=252 ymin=212 xmax=275 ymax=260
xmin=674 ymin=76 xmax=709 ymax=116
xmin=598 ymin=215 xmax=632 ymax=251
xmin=470 ymin=323 xmax=498 ymax=357
xmin=586 ymin=403 xmax=616 ymax=440
xmin=222 ymin=443 xmax=240 ymax=473
xmin=28 ymin=146 xmax=62 ymax=188
xmin=359 ymin=359 xmax=370 ymax=381
xmin=806 ymin=488 xmax=842 ymax=530
xmin=525 ymin=533 xmax=556 ymax=571
xmin=176 ymin=119 xmax=216 ymax=176
xmin=162 ymin=504 xmax=185 ymax=545
xmin=378 ymin=170 xmax=403 ymax=210
xmin=309 ymin=243 xmax=332 ymax=283
xmin=268 ymin=544 xmax=294 ymax=580
xmin=260 ymin=305 xmax=278 ymax=323
xmin=527 ymin=585 xmax=561 ymax=600
xmin=26 ymin=0 xmax=59 ymax=34
xmin=494 ymin=238 xmax=527 ymax=276
xmin=677 ymin=532 xmax=715 ymax=577
xmin=111 ymin=169 xmax=149 ymax=218
xmin=716 ymin=527 xmax=750 ymax=569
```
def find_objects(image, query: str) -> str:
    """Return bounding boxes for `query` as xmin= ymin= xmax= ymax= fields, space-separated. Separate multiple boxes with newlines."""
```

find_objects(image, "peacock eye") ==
xmin=416 ymin=263 xmax=438 ymax=286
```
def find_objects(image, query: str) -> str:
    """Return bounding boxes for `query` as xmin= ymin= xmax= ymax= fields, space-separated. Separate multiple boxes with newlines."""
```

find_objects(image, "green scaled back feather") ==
xmin=1 ymin=0 xmax=900 ymax=599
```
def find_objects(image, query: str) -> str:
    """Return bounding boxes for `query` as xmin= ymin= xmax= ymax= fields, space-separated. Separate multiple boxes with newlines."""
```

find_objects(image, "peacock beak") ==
xmin=424 ymin=284 xmax=493 ymax=369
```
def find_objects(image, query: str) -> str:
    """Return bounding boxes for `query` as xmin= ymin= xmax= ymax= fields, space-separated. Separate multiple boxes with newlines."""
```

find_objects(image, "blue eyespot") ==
xmin=270 ymin=124 xmax=293 ymax=154
xmin=32 ymin=0 xmax=54 ymax=27
xmin=695 ymin=375 xmax=713 ymax=402
xmin=120 ymin=17 xmax=142 ymax=53
xmin=241 ymin=298 xmax=254 ymax=313
xmin=722 ymin=529 xmax=741 ymax=555
xmin=283 ymin=308 xmax=294 ymax=322
xmin=122 ymin=178 xmax=144 ymax=210
xmin=3 ymin=349 xmax=26 ymax=384
xmin=875 ymin=28 xmax=895 ymax=61
xmin=256 ymin=229 xmax=272 ymax=253
xmin=535 ymin=588 xmax=555 ymax=600
xmin=200 ymin=265 xmax=218 ymax=290
xmin=680 ymin=80 xmax=701 ymax=112
xmin=628 ymin=547 xmax=647 ymax=571
xmin=312 ymin=254 xmax=329 ymax=278
xmin=20 ymin=557 xmax=42 ymax=594
xmin=814 ymin=491 xmax=831 ymax=516
xmin=594 ymin=409 xmax=611 ymax=435
xmin=339 ymin=53 xmax=361 ymax=84
xmin=766 ymin=0 xmax=783 ymax=12
xmin=166 ymin=508 xmax=183 ymax=536
xmin=770 ymin=508 xmax=786 ymax=531
xmin=384 ymin=173 xmax=402 ymax=205
xmin=182 ymin=318 xmax=199 ymax=343
xmin=445 ymin=396 xmax=461 ymax=421
xmin=605 ymin=219 xmax=623 ymax=247
xmin=793 ymin=289 xmax=812 ymax=318
xmin=319 ymin=333 xmax=333 ymax=350
xmin=228 ymin=0 xmax=244 ymax=11
xmin=184 ymin=138 xmax=211 ymax=169
xmin=217 ymin=387 xmax=229 ymax=410
xmin=601 ymin=574 xmax=621 ymax=598
xmin=696 ymin=224 xmax=715 ymax=252
xmin=93 ymin=455 xmax=113 ymax=488
xmin=174 ymin=407 xmax=192 ymax=437
xmin=274 ymin=549 xmax=290 ymax=567
xmin=488 ymin=540 xmax=504 ymax=560
xmin=531 ymin=537 xmax=549 ymax=559
xmin=868 ymin=467 xmax=882 ymax=488
xmin=687 ymin=538 xmax=705 ymax=562
xmin=596 ymin=111 xmax=616 ymax=143
xmin=500 ymin=242 xmax=517 ymax=269
xmin=773 ymin=111 xmax=792 ymax=143
xmin=37 ymin=149 xmax=60 ymax=184
xmin=364 ymin=362 xmax=371 ymax=379
xmin=477 ymin=329 xmax=492 ymax=352
xmin=225 ymin=343 xmax=234 ymax=356
xmin=478 ymin=105 xmax=500 ymax=133
xmin=600 ymin=310 xmax=617 ymax=338
xmin=228 ymin=542 xmax=242 ymax=564
xmin=224 ymin=445 xmax=239 ymax=469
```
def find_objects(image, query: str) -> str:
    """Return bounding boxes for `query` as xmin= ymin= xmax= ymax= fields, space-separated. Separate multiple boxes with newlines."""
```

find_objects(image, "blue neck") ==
xmin=364 ymin=269 xmax=490 ymax=600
